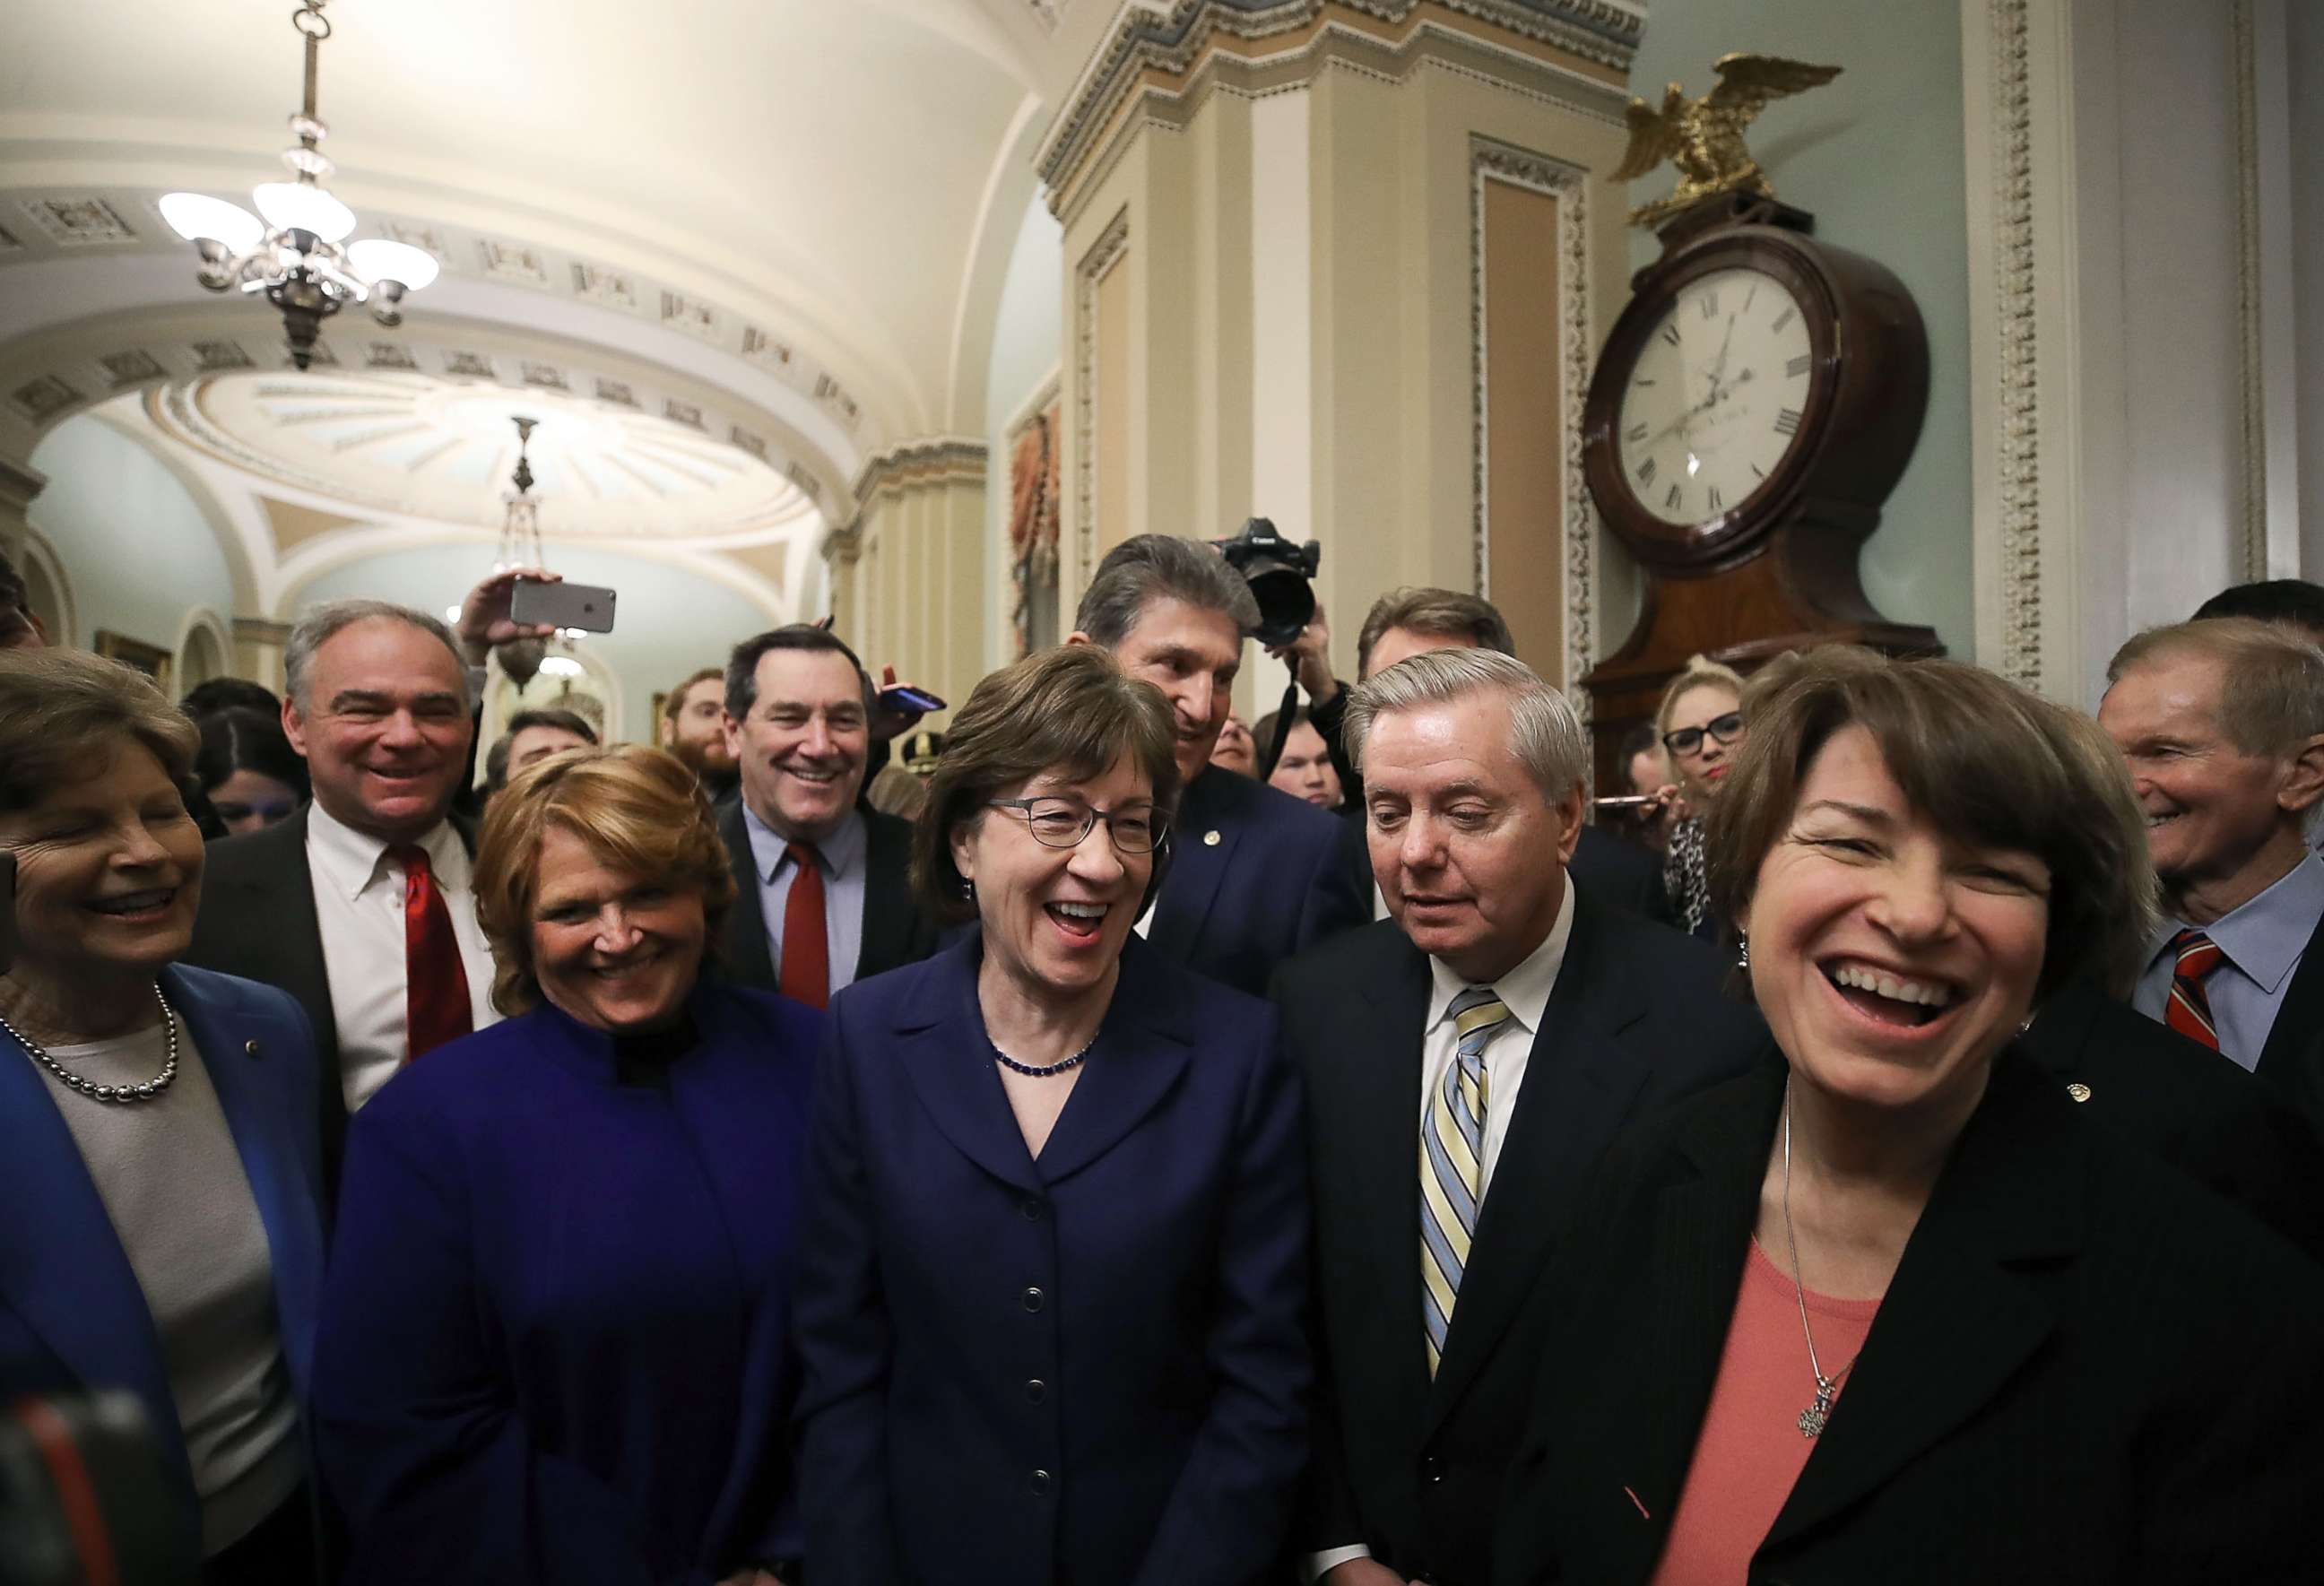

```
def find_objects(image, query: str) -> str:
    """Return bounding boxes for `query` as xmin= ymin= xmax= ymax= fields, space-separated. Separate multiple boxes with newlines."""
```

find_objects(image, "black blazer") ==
xmin=1273 ymin=897 xmax=1768 ymax=1586
xmin=1565 ymin=825 xmax=1666 ymax=922
xmin=1496 ymin=1051 xmax=2324 ymax=1586
xmin=1149 ymin=766 xmax=1370 ymax=998
xmin=185 ymin=805 xmax=476 ymax=1187
xmin=2022 ymin=978 xmax=2324 ymax=1261
xmin=717 ymin=800 xmax=939 ymax=995
xmin=2257 ymin=906 xmax=2324 ymax=1141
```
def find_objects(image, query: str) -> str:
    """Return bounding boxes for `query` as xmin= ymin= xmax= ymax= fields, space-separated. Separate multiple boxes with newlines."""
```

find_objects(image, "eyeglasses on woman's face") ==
xmin=1663 ymin=711 xmax=1747 ymax=759
xmin=986 ymin=796 xmax=1167 ymax=854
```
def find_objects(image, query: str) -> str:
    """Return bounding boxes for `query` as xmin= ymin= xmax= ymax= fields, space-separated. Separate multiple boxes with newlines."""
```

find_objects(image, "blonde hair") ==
xmin=0 ymin=648 xmax=199 ymax=810
xmin=473 ymin=745 xmax=736 ymax=1015
xmin=1654 ymin=654 xmax=1747 ymax=739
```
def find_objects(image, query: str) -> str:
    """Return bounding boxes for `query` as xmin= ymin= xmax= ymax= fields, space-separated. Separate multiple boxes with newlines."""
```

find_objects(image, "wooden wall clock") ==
xmin=1579 ymin=193 xmax=1939 ymax=792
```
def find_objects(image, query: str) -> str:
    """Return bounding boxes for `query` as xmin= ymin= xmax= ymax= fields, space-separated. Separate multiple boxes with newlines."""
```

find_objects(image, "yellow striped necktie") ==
xmin=1420 ymin=987 xmax=1510 ymax=1375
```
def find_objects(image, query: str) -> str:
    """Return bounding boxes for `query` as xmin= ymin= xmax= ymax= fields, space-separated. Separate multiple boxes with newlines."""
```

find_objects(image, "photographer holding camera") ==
xmin=1068 ymin=533 xmax=1370 ymax=996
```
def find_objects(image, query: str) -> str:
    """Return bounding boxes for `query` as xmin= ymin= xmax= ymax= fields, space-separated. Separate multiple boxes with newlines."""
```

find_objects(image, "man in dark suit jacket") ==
xmin=1071 ymin=535 xmax=1369 ymax=998
xmin=1273 ymin=647 xmax=1765 ymax=1586
xmin=715 ymin=625 xmax=939 ymax=1001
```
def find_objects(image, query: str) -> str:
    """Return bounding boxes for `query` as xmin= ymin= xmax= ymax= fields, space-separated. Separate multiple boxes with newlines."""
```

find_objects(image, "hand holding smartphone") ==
xmin=510 ymin=576 xmax=618 ymax=634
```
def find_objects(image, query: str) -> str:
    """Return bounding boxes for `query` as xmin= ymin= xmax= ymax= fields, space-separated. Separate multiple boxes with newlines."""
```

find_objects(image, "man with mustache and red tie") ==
xmin=187 ymin=576 xmax=542 ymax=1192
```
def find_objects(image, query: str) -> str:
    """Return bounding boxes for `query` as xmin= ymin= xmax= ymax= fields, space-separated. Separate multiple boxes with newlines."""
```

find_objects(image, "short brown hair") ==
xmin=1705 ymin=646 xmax=2155 ymax=1000
xmin=663 ymin=667 xmax=724 ymax=724
xmin=2107 ymin=618 xmax=2324 ymax=759
xmin=0 ymin=648 xmax=200 ymax=811
xmin=473 ymin=745 xmax=736 ymax=1016
xmin=914 ymin=646 xmax=1180 ymax=924
xmin=1355 ymin=588 xmax=1513 ymax=679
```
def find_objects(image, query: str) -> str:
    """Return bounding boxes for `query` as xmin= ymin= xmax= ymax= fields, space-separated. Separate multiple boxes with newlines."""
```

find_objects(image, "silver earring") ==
xmin=1735 ymin=932 xmax=1750 ymax=972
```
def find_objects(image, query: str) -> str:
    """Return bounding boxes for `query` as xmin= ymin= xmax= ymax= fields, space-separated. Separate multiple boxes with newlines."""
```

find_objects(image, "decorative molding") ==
xmin=478 ymin=239 xmax=551 ymax=286
xmin=1072 ymin=208 xmax=1131 ymax=585
xmin=1027 ymin=0 xmax=1068 ymax=33
xmin=1038 ymin=0 xmax=1637 ymax=219
xmin=10 ymin=375 xmax=82 ymax=425
xmin=2231 ymin=0 xmax=2268 ymax=583
xmin=821 ymin=523 xmax=863 ymax=566
xmin=231 ymin=616 xmax=295 ymax=646
xmin=17 ymin=197 xmax=136 ymax=246
xmin=99 ymin=350 xmax=166 ymax=388
xmin=850 ymin=437 xmax=990 ymax=511
xmin=1469 ymin=135 xmax=1595 ymax=701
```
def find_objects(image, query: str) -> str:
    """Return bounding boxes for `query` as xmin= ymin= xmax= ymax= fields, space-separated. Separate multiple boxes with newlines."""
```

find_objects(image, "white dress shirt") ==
xmin=1309 ymin=876 xmax=1576 ymax=1582
xmin=305 ymin=802 xmax=499 ymax=1111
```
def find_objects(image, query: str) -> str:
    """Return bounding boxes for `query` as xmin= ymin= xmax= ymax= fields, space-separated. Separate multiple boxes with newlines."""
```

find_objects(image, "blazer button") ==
xmin=1419 ymin=1455 xmax=1444 ymax=1482
xmin=1029 ymin=1469 xmax=1053 ymax=1497
xmin=1026 ymin=1378 xmax=1046 ymax=1403
xmin=245 ymin=1039 xmax=261 ymax=1058
xmin=1021 ymin=1286 xmax=1045 ymax=1313
xmin=1020 ymin=1197 xmax=1045 ymax=1220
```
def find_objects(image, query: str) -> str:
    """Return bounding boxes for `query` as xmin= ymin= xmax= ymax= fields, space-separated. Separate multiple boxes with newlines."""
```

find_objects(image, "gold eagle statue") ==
xmin=1612 ymin=53 xmax=1843 ymax=228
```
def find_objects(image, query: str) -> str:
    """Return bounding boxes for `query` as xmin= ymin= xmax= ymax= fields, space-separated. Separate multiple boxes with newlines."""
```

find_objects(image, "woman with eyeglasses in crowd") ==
xmin=1652 ymin=655 xmax=1749 ymax=940
xmin=793 ymin=644 xmax=1309 ymax=1586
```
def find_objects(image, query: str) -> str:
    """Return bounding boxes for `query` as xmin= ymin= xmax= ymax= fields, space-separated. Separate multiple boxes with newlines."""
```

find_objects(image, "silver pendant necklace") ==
xmin=1781 ymin=1081 xmax=1856 ymax=1437
xmin=0 ymin=984 xmax=180 ymax=1103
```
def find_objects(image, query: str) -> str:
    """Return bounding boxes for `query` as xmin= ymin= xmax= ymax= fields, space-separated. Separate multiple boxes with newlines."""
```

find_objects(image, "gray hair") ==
xmin=2107 ymin=617 xmax=2324 ymax=759
xmin=1073 ymin=533 xmax=1262 ymax=647
xmin=283 ymin=599 xmax=470 ymax=710
xmin=1346 ymin=647 xmax=1589 ymax=798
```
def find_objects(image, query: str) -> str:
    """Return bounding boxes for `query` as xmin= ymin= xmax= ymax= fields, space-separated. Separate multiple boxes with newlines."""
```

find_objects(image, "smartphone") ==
xmin=0 ymin=852 xmax=14 ymax=975
xmin=879 ymin=684 xmax=947 ymax=715
xmin=1591 ymin=794 xmax=1658 ymax=811
xmin=510 ymin=577 xmax=617 ymax=634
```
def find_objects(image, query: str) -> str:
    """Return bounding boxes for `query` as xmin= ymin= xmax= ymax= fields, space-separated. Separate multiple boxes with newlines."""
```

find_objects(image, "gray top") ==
xmin=43 ymin=1018 xmax=304 ymax=1555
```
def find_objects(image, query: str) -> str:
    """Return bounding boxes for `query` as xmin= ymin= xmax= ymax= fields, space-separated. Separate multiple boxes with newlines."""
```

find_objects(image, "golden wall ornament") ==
xmin=1611 ymin=54 xmax=1843 ymax=228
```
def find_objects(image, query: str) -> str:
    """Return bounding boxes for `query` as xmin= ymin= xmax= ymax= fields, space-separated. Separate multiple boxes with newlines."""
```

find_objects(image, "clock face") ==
xmin=1614 ymin=265 xmax=1817 ymax=529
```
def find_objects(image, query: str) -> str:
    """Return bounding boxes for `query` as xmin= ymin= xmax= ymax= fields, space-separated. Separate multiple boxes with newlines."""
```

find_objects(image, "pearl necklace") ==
xmin=991 ymin=1036 xmax=1096 ymax=1078
xmin=0 ymin=985 xmax=180 ymax=1104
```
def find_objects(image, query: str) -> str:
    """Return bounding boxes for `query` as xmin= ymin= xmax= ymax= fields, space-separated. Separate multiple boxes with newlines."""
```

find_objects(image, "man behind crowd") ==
xmin=481 ymin=706 xmax=597 ymax=798
xmin=1275 ymin=648 xmax=1765 ymax=1586
xmin=716 ymin=625 xmax=936 ymax=1008
xmin=1068 ymin=533 xmax=1369 ymax=997
xmin=2100 ymin=619 xmax=2324 ymax=1127
xmin=1277 ymin=584 xmax=1663 ymax=917
xmin=660 ymin=663 xmax=741 ymax=801
xmin=185 ymin=596 xmax=503 ymax=1181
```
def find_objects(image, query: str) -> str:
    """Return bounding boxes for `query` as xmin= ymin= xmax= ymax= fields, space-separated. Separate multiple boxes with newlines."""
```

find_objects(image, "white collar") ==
xmin=1425 ymin=873 xmax=1576 ymax=1036
xmin=306 ymin=799 xmax=463 ymax=902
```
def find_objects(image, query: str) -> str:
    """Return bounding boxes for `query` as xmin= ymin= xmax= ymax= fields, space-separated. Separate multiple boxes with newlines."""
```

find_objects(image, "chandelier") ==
xmin=159 ymin=0 xmax=437 ymax=370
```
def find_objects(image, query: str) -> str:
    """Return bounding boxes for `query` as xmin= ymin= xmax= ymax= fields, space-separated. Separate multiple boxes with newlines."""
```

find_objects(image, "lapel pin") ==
xmin=2066 ymin=1082 xmax=2091 ymax=1103
xmin=245 ymin=1039 xmax=262 ymax=1058
xmin=1203 ymin=830 xmax=1221 ymax=846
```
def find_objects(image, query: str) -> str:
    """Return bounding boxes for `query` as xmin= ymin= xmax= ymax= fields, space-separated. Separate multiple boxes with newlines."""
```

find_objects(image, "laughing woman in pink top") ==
xmin=1494 ymin=647 xmax=2324 ymax=1586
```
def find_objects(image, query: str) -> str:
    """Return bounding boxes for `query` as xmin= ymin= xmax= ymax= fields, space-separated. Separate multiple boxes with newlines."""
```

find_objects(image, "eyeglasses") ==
xmin=986 ymin=797 xmax=1167 ymax=854
xmin=1662 ymin=711 xmax=1746 ymax=758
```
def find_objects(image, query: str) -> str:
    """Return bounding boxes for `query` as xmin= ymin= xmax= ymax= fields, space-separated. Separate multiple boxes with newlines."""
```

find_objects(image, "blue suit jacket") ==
xmin=1147 ymin=766 xmax=1371 ymax=997
xmin=794 ymin=934 xmax=1312 ymax=1586
xmin=0 ymin=963 xmax=326 ymax=1559
xmin=311 ymin=980 xmax=819 ymax=1586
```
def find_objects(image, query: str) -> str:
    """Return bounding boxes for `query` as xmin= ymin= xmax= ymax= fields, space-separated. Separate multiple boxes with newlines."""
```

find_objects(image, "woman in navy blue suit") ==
xmin=312 ymin=746 xmax=817 ymax=1585
xmin=0 ymin=649 xmax=326 ymax=1582
xmin=795 ymin=645 xmax=1310 ymax=1586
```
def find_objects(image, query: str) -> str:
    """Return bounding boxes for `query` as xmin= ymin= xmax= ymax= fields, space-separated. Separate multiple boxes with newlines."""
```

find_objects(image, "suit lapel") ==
xmin=1031 ymin=940 xmax=1192 ymax=1184
xmin=1763 ymin=1052 xmax=2078 ymax=1552
xmin=0 ymin=1030 xmax=187 ymax=1484
xmin=855 ymin=810 xmax=911 ymax=979
xmin=889 ymin=942 xmax=1041 ymax=1192
xmin=1426 ymin=900 xmax=1655 ymax=1432
xmin=1148 ymin=771 xmax=1241 ymax=958
xmin=237 ymin=809 xmax=347 ymax=1176
xmin=2257 ymin=909 xmax=2324 ymax=1092
xmin=719 ymin=800 xmax=776 ymax=988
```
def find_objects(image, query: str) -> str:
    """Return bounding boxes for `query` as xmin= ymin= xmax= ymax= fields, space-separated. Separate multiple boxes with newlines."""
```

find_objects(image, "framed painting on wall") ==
xmin=95 ymin=628 xmax=173 ymax=697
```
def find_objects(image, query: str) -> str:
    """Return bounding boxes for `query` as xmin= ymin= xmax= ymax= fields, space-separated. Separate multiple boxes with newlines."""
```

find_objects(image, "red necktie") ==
xmin=778 ymin=843 xmax=829 ymax=1010
xmin=393 ymin=844 xmax=474 ymax=1062
xmin=2164 ymin=929 xmax=2225 ymax=1052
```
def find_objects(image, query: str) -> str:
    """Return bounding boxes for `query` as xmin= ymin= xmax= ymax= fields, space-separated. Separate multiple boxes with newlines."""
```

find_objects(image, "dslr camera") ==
xmin=1210 ymin=517 xmax=1321 ymax=647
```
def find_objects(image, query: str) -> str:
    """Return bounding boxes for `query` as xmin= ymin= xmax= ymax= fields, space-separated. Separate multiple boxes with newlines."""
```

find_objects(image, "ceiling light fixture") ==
xmin=160 ymin=0 xmax=435 ymax=370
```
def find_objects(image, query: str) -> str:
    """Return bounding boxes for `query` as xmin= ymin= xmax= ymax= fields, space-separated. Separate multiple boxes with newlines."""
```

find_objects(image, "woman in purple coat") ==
xmin=313 ymin=746 xmax=816 ymax=1585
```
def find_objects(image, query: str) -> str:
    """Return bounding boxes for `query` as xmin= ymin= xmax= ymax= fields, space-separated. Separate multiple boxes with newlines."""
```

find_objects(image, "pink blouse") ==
xmin=1646 ymin=1239 xmax=1881 ymax=1586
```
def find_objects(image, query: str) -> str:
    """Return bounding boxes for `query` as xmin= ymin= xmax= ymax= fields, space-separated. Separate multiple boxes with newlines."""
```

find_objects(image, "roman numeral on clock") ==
xmin=1625 ymin=422 xmax=1648 ymax=442
xmin=1772 ymin=308 xmax=1797 ymax=334
xmin=1665 ymin=482 xmax=1683 ymax=512
xmin=1787 ymin=354 xmax=1812 ymax=378
xmin=1699 ymin=292 xmax=1719 ymax=320
xmin=1773 ymin=407 xmax=1803 ymax=438
xmin=1707 ymin=485 xmax=1723 ymax=512
xmin=1659 ymin=324 xmax=1681 ymax=348
xmin=1636 ymin=455 xmax=1659 ymax=485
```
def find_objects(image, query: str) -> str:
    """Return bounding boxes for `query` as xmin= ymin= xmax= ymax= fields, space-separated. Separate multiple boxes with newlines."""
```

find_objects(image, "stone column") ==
xmin=1040 ymin=0 xmax=1643 ymax=705
xmin=845 ymin=439 xmax=990 ymax=706
xmin=233 ymin=617 xmax=294 ymax=694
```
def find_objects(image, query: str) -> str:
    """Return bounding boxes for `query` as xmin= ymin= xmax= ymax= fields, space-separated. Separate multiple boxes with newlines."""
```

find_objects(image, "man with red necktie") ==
xmin=188 ymin=575 xmax=551 ymax=1189
xmin=715 ymin=626 xmax=938 ymax=1010
xmin=2102 ymin=617 xmax=2324 ymax=1138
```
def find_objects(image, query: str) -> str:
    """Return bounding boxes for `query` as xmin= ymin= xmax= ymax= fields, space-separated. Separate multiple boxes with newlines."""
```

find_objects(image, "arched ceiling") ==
xmin=0 ymin=0 xmax=1075 ymax=453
